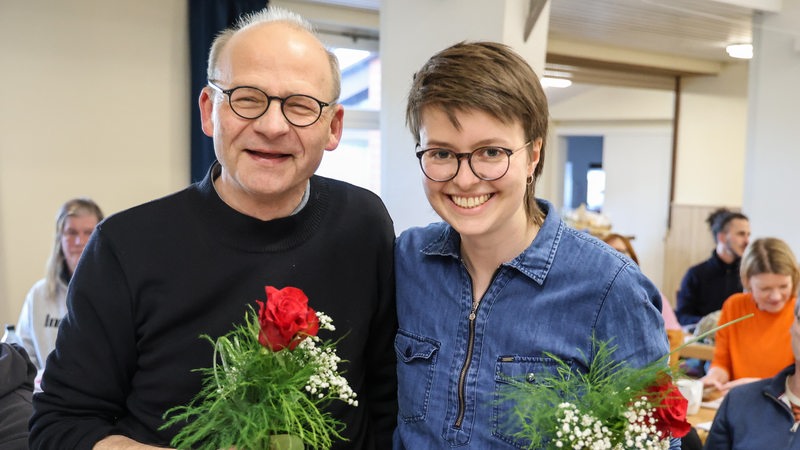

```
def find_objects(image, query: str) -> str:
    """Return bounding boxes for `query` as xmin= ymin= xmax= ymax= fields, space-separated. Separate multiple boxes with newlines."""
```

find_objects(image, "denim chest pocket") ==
xmin=394 ymin=330 xmax=440 ymax=423
xmin=492 ymin=355 xmax=576 ymax=449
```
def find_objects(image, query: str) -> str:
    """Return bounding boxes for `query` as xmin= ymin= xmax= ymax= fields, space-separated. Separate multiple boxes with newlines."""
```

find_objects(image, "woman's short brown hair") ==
xmin=406 ymin=41 xmax=550 ymax=224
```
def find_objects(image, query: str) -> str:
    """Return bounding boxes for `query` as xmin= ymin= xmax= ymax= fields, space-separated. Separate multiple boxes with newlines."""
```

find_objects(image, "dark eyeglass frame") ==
xmin=207 ymin=80 xmax=334 ymax=127
xmin=415 ymin=141 xmax=531 ymax=182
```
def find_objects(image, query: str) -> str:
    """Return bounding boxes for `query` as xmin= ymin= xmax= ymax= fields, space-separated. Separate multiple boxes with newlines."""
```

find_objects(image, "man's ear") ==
xmin=199 ymin=88 xmax=215 ymax=138
xmin=324 ymin=104 xmax=344 ymax=151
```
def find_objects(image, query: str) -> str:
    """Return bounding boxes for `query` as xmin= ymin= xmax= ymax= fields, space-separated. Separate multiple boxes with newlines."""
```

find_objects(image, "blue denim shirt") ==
xmin=394 ymin=199 xmax=675 ymax=449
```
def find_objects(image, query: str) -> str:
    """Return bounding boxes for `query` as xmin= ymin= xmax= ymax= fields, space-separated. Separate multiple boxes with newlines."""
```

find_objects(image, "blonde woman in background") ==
xmin=701 ymin=237 xmax=799 ymax=394
xmin=16 ymin=198 xmax=103 ymax=372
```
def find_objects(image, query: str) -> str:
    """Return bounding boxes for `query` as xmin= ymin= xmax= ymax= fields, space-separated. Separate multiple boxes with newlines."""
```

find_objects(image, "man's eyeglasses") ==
xmin=415 ymin=141 xmax=531 ymax=182
xmin=207 ymin=81 xmax=334 ymax=127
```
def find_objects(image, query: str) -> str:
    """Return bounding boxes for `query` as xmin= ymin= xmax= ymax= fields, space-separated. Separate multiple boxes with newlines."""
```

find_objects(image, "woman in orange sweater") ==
xmin=701 ymin=237 xmax=799 ymax=394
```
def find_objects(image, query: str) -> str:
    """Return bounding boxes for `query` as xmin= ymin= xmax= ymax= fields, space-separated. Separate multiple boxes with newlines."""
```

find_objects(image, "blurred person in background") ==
xmin=16 ymin=198 xmax=103 ymax=373
xmin=676 ymin=208 xmax=749 ymax=327
xmin=701 ymin=237 xmax=798 ymax=394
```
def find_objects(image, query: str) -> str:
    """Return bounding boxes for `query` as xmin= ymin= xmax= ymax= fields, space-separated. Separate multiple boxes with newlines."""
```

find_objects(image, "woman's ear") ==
xmin=527 ymin=138 xmax=543 ymax=173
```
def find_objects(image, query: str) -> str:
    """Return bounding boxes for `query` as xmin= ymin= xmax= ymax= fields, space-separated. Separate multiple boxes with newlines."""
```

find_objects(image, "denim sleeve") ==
xmin=595 ymin=263 xmax=669 ymax=369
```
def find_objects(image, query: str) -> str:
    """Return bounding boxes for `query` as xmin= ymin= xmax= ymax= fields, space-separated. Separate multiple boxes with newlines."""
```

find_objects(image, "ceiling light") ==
xmin=726 ymin=43 xmax=753 ymax=59
xmin=541 ymin=77 xmax=572 ymax=89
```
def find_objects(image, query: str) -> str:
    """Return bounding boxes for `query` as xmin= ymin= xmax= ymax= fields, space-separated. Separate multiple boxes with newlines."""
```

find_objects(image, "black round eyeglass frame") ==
xmin=207 ymin=80 xmax=334 ymax=127
xmin=415 ymin=141 xmax=532 ymax=182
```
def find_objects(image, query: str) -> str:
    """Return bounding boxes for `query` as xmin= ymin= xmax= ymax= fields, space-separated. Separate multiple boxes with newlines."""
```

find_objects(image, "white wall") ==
xmin=674 ymin=62 xmax=749 ymax=206
xmin=603 ymin=130 xmax=673 ymax=290
xmin=743 ymin=1 xmax=800 ymax=252
xmin=0 ymin=0 xmax=189 ymax=327
xmin=550 ymin=85 xmax=676 ymax=121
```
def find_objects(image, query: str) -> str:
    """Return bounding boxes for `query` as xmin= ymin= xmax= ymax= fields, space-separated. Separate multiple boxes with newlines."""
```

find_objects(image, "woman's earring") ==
xmin=526 ymin=175 xmax=533 ymax=186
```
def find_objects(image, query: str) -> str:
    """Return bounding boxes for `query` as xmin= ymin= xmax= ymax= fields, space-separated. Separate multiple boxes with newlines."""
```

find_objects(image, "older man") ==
xmin=30 ymin=7 xmax=396 ymax=450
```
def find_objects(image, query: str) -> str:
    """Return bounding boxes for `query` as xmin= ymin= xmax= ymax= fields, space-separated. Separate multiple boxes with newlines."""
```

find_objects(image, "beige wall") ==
xmin=0 ymin=0 xmax=189 ymax=327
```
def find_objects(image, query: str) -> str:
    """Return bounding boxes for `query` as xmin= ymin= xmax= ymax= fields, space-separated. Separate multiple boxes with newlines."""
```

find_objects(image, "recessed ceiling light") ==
xmin=726 ymin=43 xmax=753 ymax=59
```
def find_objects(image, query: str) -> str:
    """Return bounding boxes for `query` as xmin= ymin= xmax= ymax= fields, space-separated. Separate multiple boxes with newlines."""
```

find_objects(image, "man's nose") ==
xmin=252 ymin=101 xmax=290 ymax=135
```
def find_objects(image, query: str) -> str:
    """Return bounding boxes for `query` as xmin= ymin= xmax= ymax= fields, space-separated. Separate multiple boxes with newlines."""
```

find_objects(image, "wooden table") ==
xmin=687 ymin=405 xmax=717 ymax=442
xmin=686 ymin=390 xmax=723 ymax=443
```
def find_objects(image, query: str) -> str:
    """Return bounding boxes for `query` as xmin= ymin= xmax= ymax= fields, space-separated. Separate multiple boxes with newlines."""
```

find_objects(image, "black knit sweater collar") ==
xmin=710 ymin=249 xmax=740 ymax=270
xmin=191 ymin=163 xmax=330 ymax=252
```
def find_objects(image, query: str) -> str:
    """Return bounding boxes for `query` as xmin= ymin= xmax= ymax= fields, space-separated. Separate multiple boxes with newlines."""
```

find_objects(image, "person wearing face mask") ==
xmin=16 ymin=198 xmax=103 ymax=374
xmin=701 ymin=237 xmax=798 ymax=395
xmin=30 ymin=7 xmax=396 ymax=450
xmin=394 ymin=41 xmax=678 ymax=449
xmin=704 ymin=299 xmax=800 ymax=449
xmin=676 ymin=208 xmax=751 ymax=327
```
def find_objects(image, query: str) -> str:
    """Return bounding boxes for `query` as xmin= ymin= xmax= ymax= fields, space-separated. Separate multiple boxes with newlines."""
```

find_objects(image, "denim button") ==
xmin=526 ymin=373 xmax=535 ymax=383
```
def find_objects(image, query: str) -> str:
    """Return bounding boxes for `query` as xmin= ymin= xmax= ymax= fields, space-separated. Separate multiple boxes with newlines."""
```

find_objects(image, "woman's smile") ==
xmin=451 ymin=194 xmax=492 ymax=209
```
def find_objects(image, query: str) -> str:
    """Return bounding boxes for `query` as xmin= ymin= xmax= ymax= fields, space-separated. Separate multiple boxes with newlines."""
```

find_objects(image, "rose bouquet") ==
xmin=507 ymin=339 xmax=689 ymax=450
xmin=162 ymin=286 xmax=356 ymax=450
xmin=507 ymin=315 xmax=753 ymax=449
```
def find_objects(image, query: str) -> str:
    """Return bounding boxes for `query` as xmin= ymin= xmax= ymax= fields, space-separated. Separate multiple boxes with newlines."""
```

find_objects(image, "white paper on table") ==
xmin=695 ymin=421 xmax=713 ymax=431
xmin=701 ymin=397 xmax=724 ymax=410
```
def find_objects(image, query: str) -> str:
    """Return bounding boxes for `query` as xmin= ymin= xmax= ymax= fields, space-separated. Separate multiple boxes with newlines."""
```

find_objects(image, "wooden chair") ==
xmin=666 ymin=329 xmax=716 ymax=373
xmin=666 ymin=329 xmax=684 ymax=370
xmin=679 ymin=341 xmax=715 ymax=362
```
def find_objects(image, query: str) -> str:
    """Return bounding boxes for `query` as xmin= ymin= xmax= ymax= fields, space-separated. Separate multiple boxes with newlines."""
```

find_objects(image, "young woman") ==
xmin=16 ymin=198 xmax=103 ymax=372
xmin=394 ymin=41 xmax=677 ymax=449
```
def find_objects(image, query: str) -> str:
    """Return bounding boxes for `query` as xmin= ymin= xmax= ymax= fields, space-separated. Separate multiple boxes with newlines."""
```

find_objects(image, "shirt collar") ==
xmin=420 ymin=199 xmax=562 ymax=286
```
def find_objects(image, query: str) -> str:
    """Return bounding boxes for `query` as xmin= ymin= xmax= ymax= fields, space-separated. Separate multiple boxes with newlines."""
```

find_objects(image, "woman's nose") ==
xmin=451 ymin=160 xmax=481 ymax=187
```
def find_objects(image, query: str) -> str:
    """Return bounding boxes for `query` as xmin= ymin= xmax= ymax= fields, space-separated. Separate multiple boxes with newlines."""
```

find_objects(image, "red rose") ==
xmin=648 ymin=375 xmax=691 ymax=438
xmin=256 ymin=286 xmax=320 ymax=351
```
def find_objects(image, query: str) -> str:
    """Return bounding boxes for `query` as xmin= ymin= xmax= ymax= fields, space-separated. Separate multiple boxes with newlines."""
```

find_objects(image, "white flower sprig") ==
xmin=299 ymin=312 xmax=358 ymax=406
xmin=551 ymin=400 xmax=669 ymax=450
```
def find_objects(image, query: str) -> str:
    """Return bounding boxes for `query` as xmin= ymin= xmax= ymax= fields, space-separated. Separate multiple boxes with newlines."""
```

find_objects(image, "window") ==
xmin=585 ymin=165 xmax=606 ymax=212
xmin=315 ymin=33 xmax=381 ymax=194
